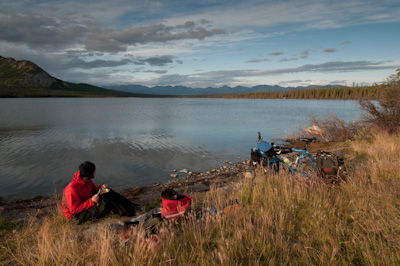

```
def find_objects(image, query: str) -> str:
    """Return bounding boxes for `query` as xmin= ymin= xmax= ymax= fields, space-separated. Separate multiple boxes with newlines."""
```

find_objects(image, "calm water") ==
xmin=0 ymin=98 xmax=362 ymax=200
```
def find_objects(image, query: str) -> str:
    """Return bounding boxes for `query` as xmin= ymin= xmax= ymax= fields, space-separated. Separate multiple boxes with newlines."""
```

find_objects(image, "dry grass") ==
xmin=292 ymin=114 xmax=361 ymax=142
xmin=2 ymin=131 xmax=400 ymax=265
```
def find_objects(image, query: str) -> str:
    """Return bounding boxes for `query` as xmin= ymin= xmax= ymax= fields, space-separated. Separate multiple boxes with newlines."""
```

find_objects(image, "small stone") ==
xmin=202 ymin=155 xmax=207 ymax=159
xmin=173 ymin=169 xmax=177 ymax=172
xmin=180 ymin=183 xmax=210 ymax=193
xmin=244 ymin=171 xmax=253 ymax=179
xmin=170 ymin=174 xmax=178 ymax=178
xmin=179 ymin=169 xmax=188 ymax=174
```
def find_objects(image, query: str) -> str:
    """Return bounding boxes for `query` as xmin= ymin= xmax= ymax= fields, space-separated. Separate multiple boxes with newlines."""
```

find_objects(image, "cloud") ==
xmin=245 ymin=56 xmax=269 ymax=63
xmin=143 ymin=70 xmax=168 ymax=74
xmin=150 ymin=60 xmax=397 ymax=87
xmin=323 ymin=48 xmax=338 ymax=53
xmin=300 ymin=50 xmax=309 ymax=58
xmin=62 ymin=58 xmax=133 ymax=69
xmin=329 ymin=80 xmax=347 ymax=84
xmin=61 ymin=55 xmax=178 ymax=69
xmin=53 ymin=59 xmax=398 ymax=87
xmin=246 ymin=58 xmax=262 ymax=63
xmin=279 ymin=80 xmax=303 ymax=85
xmin=340 ymin=41 xmax=352 ymax=45
xmin=280 ymin=57 xmax=298 ymax=62
xmin=0 ymin=11 xmax=88 ymax=50
xmin=85 ymin=22 xmax=226 ymax=52
xmin=133 ymin=55 xmax=176 ymax=66
xmin=0 ymin=10 xmax=226 ymax=53
xmin=264 ymin=60 xmax=396 ymax=74
xmin=268 ymin=50 xmax=284 ymax=56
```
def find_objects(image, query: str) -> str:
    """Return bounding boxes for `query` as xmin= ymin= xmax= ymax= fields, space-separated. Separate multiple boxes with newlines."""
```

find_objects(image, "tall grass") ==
xmin=2 ymin=131 xmax=400 ymax=265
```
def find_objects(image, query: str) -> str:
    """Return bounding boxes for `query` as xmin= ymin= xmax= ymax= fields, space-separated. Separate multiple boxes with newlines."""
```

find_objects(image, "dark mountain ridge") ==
xmin=105 ymin=83 xmax=344 ymax=96
xmin=0 ymin=56 xmax=146 ymax=97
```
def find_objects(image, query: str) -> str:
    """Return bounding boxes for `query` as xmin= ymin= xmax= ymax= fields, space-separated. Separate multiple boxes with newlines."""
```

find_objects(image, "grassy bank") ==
xmin=1 ymin=130 xmax=400 ymax=265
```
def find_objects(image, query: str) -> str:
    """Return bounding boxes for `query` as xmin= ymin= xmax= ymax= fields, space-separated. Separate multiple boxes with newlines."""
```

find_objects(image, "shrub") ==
xmin=359 ymin=68 xmax=400 ymax=134
xmin=294 ymin=114 xmax=360 ymax=142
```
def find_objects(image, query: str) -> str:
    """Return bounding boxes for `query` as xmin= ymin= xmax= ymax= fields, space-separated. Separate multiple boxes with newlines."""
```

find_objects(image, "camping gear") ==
xmin=130 ymin=213 xmax=150 ymax=223
xmin=161 ymin=189 xmax=192 ymax=220
xmin=152 ymin=208 xmax=162 ymax=219
xmin=315 ymin=151 xmax=343 ymax=179
xmin=205 ymin=207 xmax=218 ymax=216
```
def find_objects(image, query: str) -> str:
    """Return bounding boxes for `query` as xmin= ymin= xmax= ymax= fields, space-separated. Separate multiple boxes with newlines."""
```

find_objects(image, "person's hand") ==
xmin=91 ymin=194 xmax=99 ymax=203
xmin=101 ymin=184 xmax=108 ymax=189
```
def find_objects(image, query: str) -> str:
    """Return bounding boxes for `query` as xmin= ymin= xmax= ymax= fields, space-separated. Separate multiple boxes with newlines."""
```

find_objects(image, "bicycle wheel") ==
xmin=297 ymin=156 xmax=319 ymax=177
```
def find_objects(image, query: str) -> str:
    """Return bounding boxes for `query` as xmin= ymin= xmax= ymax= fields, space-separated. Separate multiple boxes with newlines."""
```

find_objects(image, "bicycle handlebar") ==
xmin=299 ymin=137 xmax=317 ymax=143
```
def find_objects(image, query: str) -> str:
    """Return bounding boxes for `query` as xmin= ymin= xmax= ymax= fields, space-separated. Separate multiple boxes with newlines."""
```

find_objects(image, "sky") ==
xmin=1 ymin=0 xmax=399 ymax=88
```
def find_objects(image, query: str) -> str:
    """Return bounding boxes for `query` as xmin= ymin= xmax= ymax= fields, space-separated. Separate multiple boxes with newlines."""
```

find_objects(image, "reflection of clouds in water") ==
xmin=0 ymin=128 xmax=219 ymax=199
xmin=0 ymin=98 xmax=362 ymax=199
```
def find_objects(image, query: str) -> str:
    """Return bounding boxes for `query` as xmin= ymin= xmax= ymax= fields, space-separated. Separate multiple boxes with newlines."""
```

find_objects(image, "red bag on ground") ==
xmin=161 ymin=189 xmax=192 ymax=220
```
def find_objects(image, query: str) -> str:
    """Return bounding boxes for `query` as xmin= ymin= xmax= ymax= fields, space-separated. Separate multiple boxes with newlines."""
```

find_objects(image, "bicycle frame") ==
xmin=279 ymin=148 xmax=319 ymax=176
xmin=252 ymin=133 xmax=319 ymax=177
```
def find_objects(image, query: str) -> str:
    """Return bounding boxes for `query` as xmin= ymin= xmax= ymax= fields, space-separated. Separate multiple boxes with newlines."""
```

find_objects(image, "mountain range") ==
xmin=105 ymin=84 xmax=343 ymax=96
xmin=0 ymin=55 xmax=344 ymax=97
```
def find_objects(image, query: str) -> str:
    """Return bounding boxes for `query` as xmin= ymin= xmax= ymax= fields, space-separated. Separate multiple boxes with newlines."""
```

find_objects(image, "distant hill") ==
xmin=105 ymin=83 xmax=345 ymax=96
xmin=0 ymin=55 xmax=347 ymax=98
xmin=0 ymin=56 xmax=149 ymax=97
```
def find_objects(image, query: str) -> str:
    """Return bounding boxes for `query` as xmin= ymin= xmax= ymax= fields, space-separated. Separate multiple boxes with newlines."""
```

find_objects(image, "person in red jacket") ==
xmin=62 ymin=161 xmax=136 ymax=223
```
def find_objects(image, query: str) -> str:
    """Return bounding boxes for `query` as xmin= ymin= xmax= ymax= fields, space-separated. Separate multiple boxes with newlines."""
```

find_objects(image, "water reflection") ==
xmin=0 ymin=98 xmax=363 ymax=200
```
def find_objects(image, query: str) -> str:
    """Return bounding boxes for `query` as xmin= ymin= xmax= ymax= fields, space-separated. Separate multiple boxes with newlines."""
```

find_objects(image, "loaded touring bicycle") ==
xmin=251 ymin=132 xmax=344 ymax=181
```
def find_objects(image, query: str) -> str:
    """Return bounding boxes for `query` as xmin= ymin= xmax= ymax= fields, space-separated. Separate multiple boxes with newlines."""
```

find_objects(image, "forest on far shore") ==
xmin=187 ymin=85 xmax=383 ymax=100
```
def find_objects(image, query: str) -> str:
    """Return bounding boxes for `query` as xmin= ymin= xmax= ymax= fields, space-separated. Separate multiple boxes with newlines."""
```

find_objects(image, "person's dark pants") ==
xmin=73 ymin=189 xmax=136 ymax=223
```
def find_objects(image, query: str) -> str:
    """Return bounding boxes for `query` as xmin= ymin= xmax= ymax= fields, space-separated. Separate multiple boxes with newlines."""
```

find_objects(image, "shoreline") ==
xmin=0 ymin=159 xmax=250 ymax=222
xmin=0 ymin=140 xmax=346 ymax=222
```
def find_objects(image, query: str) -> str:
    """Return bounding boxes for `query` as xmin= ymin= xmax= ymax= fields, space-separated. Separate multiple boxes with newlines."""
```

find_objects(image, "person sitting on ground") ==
xmin=62 ymin=161 xmax=136 ymax=223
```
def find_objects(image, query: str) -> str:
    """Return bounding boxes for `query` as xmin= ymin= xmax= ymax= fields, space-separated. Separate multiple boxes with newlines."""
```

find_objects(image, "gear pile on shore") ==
xmin=0 ymin=159 xmax=251 ymax=222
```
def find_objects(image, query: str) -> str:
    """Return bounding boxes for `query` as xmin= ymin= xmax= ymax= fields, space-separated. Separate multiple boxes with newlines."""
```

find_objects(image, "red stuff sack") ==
xmin=161 ymin=189 xmax=192 ymax=220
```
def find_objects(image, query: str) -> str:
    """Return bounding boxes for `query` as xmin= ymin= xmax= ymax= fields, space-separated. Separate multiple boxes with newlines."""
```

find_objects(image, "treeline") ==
xmin=189 ymin=86 xmax=383 ymax=100
xmin=0 ymin=84 xmax=151 ymax=98
xmin=0 ymin=87 xmax=97 ymax=97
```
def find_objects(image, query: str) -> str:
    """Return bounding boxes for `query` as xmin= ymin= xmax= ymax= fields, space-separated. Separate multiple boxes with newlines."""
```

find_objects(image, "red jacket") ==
xmin=62 ymin=171 xmax=101 ymax=220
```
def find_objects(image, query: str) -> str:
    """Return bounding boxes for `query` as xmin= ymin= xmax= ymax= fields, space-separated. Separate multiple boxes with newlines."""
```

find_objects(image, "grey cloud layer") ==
xmin=0 ymin=12 xmax=88 ymax=49
xmin=323 ymin=48 xmax=338 ymax=53
xmin=0 ymin=11 xmax=225 ymax=53
xmin=149 ymin=60 xmax=397 ymax=87
xmin=268 ymin=50 xmax=284 ymax=56
xmin=62 ymin=55 xmax=177 ymax=69
xmin=86 ymin=22 xmax=225 ymax=52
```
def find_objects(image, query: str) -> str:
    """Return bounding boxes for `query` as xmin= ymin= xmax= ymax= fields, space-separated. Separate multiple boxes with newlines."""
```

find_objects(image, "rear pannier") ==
xmin=315 ymin=151 xmax=343 ymax=180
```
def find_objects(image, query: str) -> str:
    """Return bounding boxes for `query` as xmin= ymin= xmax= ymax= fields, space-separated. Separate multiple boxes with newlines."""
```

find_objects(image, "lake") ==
xmin=0 ymin=98 xmax=362 ymax=200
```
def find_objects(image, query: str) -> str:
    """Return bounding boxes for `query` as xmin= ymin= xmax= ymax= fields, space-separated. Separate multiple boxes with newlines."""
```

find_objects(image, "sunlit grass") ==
xmin=1 ymin=131 xmax=400 ymax=265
